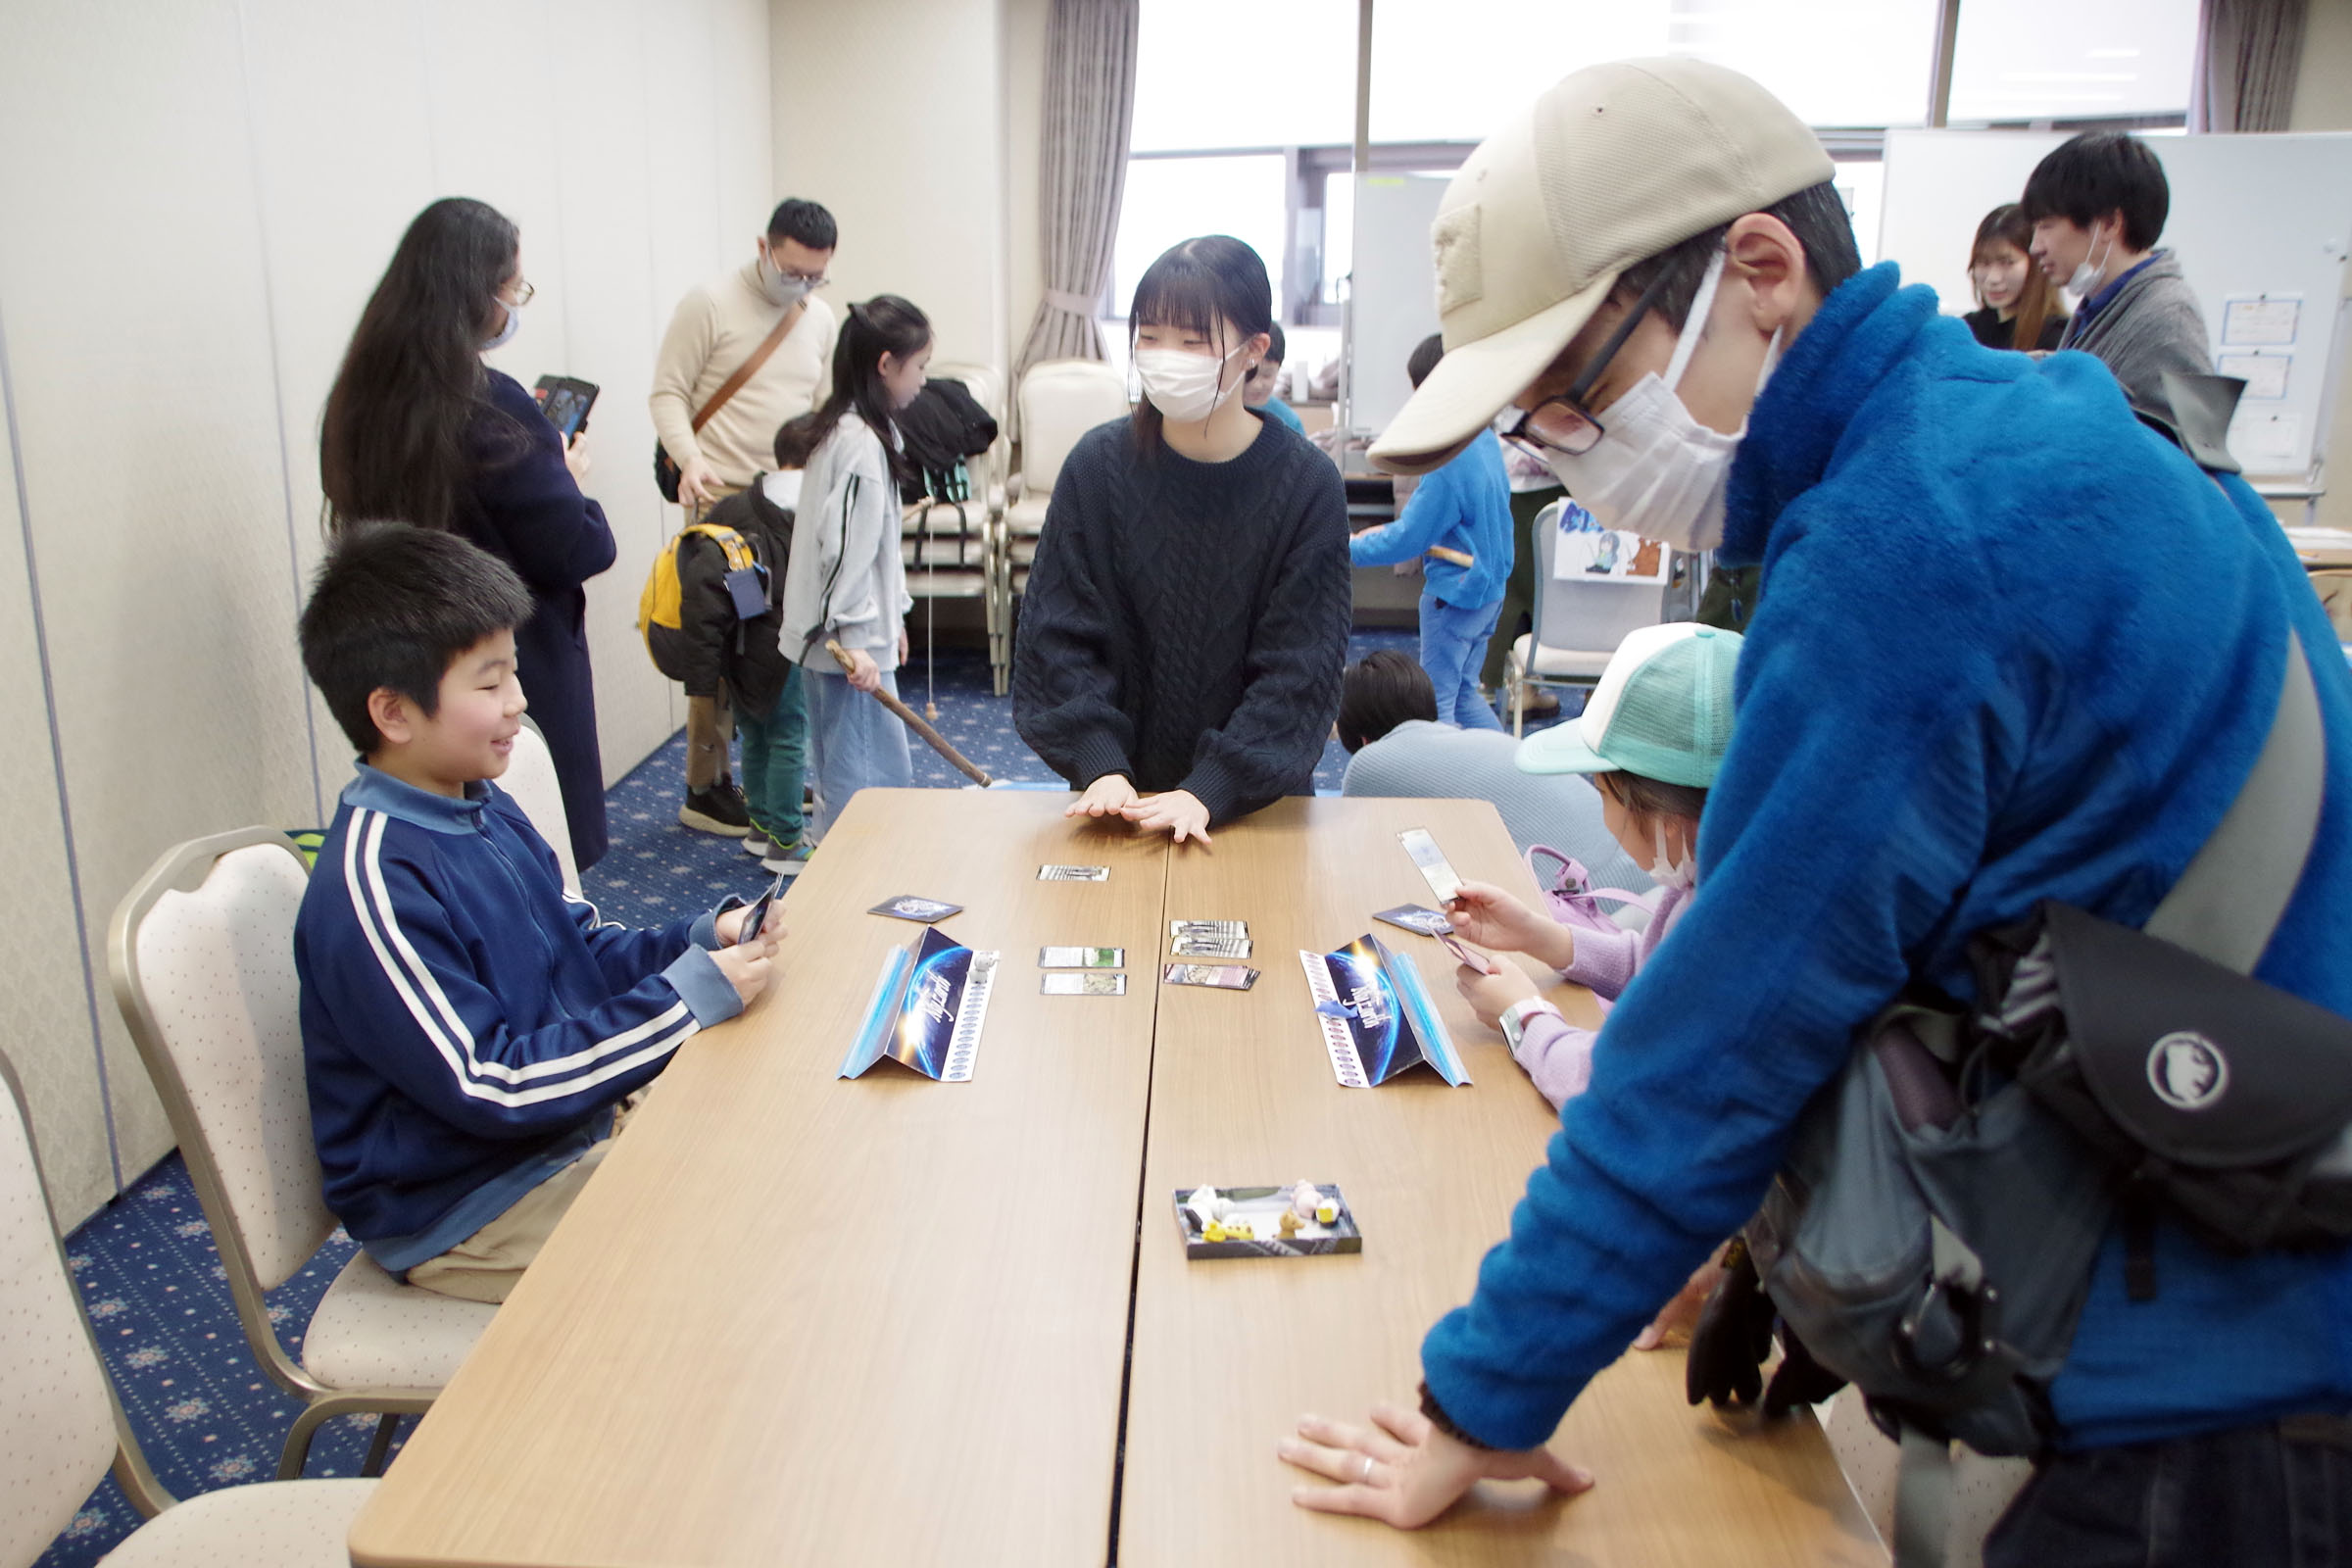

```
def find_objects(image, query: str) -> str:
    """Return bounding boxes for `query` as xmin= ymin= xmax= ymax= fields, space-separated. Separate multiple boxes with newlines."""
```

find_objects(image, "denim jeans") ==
xmin=735 ymin=667 xmax=808 ymax=844
xmin=802 ymin=665 xmax=912 ymax=842
xmin=1419 ymin=592 xmax=1505 ymax=732
xmin=1985 ymin=1417 xmax=2352 ymax=1567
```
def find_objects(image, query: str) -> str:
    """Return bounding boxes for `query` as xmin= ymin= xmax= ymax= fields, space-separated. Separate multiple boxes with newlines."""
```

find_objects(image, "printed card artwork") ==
xmin=838 ymin=926 xmax=1001 ymax=1082
xmin=1298 ymin=935 xmax=1470 ymax=1089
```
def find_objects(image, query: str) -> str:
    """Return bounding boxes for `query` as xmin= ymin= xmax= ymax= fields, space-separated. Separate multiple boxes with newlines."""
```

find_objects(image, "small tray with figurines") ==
xmin=1174 ymin=1181 xmax=1362 ymax=1259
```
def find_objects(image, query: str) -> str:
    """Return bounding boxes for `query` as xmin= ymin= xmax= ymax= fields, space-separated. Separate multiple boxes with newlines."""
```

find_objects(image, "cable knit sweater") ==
xmin=1012 ymin=416 xmax=1350 ymax=822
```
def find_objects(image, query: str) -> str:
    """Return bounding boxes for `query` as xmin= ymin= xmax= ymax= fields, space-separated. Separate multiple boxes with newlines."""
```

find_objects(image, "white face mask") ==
xmin=1650 ymin=821 xmax=1697 ymax=892
xmin=1541 ymin=250 xmax=1780 ymax=554
xmin=1135 ymin=342 xmax=1247 ymax=425
xmin=481 ymin=300 xmax=521 ymax=352
xmin=2066 ymin=223 xmax=2115 ymax=297
xmin=759 ymin=255 xmax=812 ymax=310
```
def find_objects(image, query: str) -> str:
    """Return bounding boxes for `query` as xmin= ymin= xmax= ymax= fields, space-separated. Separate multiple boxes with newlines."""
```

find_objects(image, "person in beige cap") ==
xmin=1274 ymin=58 xmax=2352 ymax=1566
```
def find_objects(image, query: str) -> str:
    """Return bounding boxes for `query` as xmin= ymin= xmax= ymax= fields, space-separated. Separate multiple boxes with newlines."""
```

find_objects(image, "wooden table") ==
xmin=349 ymin=791 xmax=1169 ymax=1567
xmin=1120 ymin=797 xmax=1880 ymax=1566
xmin=350 ymin=792 xmax=1879 ymax=1567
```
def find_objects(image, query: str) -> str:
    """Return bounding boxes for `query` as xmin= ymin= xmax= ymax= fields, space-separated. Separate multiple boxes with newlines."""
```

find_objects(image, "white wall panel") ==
xmin=552 ymin=0 xmax=678 ymax=782
xmin=0 ymin=0 xmax=320 ymax=1185
xmin=0 ymin=323 xmax=115 ymax=1225
xmin=771 ymin=0 xmax=1009 ymax=371
xmin=239 ymin=0 xmax=440 ymax=809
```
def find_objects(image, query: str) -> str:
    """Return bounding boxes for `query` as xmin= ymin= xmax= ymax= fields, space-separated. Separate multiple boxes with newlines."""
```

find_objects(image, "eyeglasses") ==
xmin=501 ymin=279 xmax=536 ymax=308
xmin=1498 ymin=264 xmax=1678 ymax=459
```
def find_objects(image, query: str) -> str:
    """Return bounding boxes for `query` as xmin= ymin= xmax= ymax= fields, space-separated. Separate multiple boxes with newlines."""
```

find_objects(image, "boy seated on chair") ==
xmin=294 ymin=523 xmax=781 ymax=1302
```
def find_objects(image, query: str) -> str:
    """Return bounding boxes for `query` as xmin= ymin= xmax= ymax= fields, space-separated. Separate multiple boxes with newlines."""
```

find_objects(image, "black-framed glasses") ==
xmin=1499 ymin=265 xmax=1677 ymax=458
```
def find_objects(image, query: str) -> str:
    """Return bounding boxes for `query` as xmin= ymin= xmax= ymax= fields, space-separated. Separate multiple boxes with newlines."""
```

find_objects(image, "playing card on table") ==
xmin=1170 ymin=919 xmax=1248 ymax=939
xmin=1163 ymin=963 xmax=1259 ymax=990
xmin=1170 ymin=934 xmax=1252 ymax=959
xmin=1043 ymin=972 xmax=1127 ymax=996
xmin=868 ymin=895 xmax=963 ymax=923
xmin=1038 ymin=864 xmax=1110 ymax=882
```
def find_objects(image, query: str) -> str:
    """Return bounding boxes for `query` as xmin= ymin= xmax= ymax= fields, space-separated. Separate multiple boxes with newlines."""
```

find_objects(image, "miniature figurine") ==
xmin=1278 ymin=1210 xmax=1300 ymax=1239
xmin=1288 ymin=1181 xmax=1321 ymax=1220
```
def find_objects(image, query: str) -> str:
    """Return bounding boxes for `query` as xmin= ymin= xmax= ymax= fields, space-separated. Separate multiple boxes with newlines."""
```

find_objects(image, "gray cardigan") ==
xmin=2059 ymin=251 xmax=2211 ymax=428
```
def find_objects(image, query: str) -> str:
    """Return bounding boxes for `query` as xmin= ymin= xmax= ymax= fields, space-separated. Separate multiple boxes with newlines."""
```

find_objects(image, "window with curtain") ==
xmin=1109 ymin=0 xmax=2201 ymax=361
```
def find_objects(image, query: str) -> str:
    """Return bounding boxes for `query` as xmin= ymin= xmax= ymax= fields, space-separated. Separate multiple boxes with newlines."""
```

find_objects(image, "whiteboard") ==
xmin=1879 ymin=129 xmax=2352 ymax=487
xmin=1347 ymin=172 xmax=1449 ymax=438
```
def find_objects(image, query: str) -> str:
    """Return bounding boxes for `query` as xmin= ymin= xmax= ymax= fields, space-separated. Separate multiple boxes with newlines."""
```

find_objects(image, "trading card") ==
xmin=1436 ymin=930 xmax=1494 ymax=973
xmin=736 ymin=873 xmax=785 ymax=946
xmin=1043 ymin=972 xmax=1127 ymax=996
xmin=1373 ymin=904 xmax=1455 ymax=938
xmin=1170 ymin=934 xmax=1252 ymax=959
xmin=1170 ymin=919 xmax=1248 ymax=938
xmin=1039 ymin=946 xmax=1125 ymax=968
xmin=1163 ymin=962 xmax=1260 ymax=990
xmin=1038 ymin=864 xmax=1111 ymax=882
xmin=868 ymin=895 xmax=964 ymax=923
xmin=1397 ymin=827 xmax=1466 ymax=906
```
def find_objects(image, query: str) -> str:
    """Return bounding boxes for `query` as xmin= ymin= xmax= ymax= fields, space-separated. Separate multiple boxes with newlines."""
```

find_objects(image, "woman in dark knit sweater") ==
xmin=1013 ymin=236 xmax=1350 ymax=844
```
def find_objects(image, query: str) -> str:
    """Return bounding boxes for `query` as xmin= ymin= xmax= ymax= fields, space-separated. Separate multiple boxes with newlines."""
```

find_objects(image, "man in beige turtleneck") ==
xmin=650 ymin=198 xmax=839 ymax=837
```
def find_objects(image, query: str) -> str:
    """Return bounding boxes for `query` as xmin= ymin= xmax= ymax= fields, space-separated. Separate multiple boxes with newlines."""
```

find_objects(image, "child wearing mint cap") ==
xmin=1446 ymin=621 xmax=1740 ymax=1109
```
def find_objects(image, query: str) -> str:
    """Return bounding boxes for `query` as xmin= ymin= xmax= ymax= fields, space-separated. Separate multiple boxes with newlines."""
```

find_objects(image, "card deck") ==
xmin=1039 ymin=946 xmax=1124 ymax=968
xmin=736 ymin=872 xmax=784 ymax=946
xmin=1043 ymin=972 xmax=1127 ymax=996
xmin=1170 ymin=935 xmax=1252 ymax=959
xmin=1170 ymin=919 xmax=1248 ymax=938
xmin=1436 ymin=930 xmax=1494 ymax=973
xmin=1038 ymin=864 xmax=1110 ymax=882
xmin=868 ymin=895 xmax=964 ymax=924
xmin=1373 ymin=904 xmax=1455 ymax=938
xmin=1163 ymin=962 xmax=1259 ymax=990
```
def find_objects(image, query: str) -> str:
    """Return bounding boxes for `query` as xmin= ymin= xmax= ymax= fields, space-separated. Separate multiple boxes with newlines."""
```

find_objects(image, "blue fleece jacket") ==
xmin=1348 ymin=428 xmax=1513 ymax=608
xmin=1421 ymin=263 xmax=2352 ymax=1453
xmin=296 ymin=767 xmax=742 ymax=1272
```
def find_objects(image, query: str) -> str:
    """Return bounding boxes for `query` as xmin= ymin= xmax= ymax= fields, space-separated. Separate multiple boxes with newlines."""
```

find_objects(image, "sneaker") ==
xmin=679 ymin=786 xmax=751 ymax=836
xmin=760 ymin=840 xmax=815 ymax=877
xmin=742 ymin=832 xmax=772 ymax=859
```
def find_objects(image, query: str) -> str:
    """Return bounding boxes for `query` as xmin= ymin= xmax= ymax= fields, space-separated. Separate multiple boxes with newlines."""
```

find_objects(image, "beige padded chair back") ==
xmin=497 ymin=719 xmax=578 ymax=896
xmin=1530 ymin=499 xmax=1674 ymax=659
xmin=112 ymin=830 xmax=331 ymax=1293
xmin=1015 ymin=359 xmax=1128 ymax=495
xmin=0 ymin=1053 xmax=122 ymax=1568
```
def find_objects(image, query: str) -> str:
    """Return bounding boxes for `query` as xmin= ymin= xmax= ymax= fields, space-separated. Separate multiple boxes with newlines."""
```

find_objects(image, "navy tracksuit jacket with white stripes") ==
xmin=296 ymin=766 xmax=741 ymax=1273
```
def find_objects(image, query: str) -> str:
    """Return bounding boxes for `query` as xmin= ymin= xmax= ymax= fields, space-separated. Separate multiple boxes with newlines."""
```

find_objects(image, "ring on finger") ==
xmin=1358 ymin=1454 xmax=1375 ymax=1485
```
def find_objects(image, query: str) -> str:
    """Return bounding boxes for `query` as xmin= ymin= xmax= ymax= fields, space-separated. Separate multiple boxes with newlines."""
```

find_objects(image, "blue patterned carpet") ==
xmin=37 ymin=627 xmax=1554 ymax=1564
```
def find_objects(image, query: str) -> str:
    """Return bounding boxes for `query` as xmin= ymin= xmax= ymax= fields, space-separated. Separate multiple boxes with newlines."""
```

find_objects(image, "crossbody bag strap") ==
xmin=2144 ymin=626 xmax=2326 ymax=975
xmin=689 ymin=300 xmax=806 ymax=434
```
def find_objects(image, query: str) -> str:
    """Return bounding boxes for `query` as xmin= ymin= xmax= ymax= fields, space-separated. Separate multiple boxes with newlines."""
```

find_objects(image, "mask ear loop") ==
xmin=1663 ymin=249 xmax=1730 ymax=394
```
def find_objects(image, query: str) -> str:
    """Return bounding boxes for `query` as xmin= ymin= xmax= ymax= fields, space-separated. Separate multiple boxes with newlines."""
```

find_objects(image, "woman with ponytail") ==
xmin=778 ymin=294 xmax=932 ymax=843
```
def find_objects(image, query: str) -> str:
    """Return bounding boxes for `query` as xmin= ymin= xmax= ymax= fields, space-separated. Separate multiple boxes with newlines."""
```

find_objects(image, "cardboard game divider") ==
xmin=838 ymin=926 xmax=1002 ymax=1081
xmin=1298 ymin=934 xmax=1471 ymax=1089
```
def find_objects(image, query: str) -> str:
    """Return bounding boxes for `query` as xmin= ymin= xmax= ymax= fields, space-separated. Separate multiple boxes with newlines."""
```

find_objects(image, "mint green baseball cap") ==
xmin=1516 ymin=622 xmax=1741 ymax=788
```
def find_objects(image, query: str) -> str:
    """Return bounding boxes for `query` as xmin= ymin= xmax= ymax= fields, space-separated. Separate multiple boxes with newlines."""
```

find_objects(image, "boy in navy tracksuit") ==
xmin=1348 ymin=334 xmax=1514 ymax=731
xmin=294 ymin=525 xmax=781 ymax=1302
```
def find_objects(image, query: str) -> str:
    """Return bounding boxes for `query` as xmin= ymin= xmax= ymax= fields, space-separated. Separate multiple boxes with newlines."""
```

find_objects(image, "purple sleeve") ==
xmin=1511 ymin=1012 xmax=1595 ymax=1112
xmin=1556 ymin=920 xmax=1642 ymax=1001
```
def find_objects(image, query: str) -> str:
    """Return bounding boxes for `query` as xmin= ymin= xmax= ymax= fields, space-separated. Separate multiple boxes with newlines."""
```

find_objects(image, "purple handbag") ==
xmin=1525 ymin=844 xmax=1655 ymax=938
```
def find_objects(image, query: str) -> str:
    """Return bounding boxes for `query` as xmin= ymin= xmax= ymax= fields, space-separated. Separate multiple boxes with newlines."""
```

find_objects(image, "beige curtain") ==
xmin=1015 ymin=0 xmax=1139 ymax=380
xmin=2192 ymin=0 xmax=2309 ymax=132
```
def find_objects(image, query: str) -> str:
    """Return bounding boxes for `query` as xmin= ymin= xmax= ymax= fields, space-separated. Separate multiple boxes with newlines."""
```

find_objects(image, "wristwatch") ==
xmin=1499 ymin=996 xmax=1564 ymax=1052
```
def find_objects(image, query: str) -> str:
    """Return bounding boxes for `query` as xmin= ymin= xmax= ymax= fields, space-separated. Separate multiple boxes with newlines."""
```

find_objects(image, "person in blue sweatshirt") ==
xmin=294 ymin=524 xmax=782 ymax=1303
xmin=1348 ymin=334 xmax=1515 ymax=730
xmin=1275 ymin=60 xmax=2352 ymax=1564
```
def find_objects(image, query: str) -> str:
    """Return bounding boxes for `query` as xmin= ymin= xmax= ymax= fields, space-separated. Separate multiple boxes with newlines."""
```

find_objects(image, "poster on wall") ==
xmin=1551 ymin=501 xmax=1668 ymax=584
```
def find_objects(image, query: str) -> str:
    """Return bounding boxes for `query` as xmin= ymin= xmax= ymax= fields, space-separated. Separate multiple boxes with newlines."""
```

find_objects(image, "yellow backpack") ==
xmin=637 ymin=521 xmax=760 ymax=668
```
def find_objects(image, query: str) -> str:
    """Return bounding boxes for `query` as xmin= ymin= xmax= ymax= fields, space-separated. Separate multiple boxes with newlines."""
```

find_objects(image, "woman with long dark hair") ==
xmin=1012 ymin=235 xmax=1349 ymax=845
xmin=778 ymin=294 xmax=932 ymax=843
xmin=320 ymin=197 xmax=615 ymax=868
xmin=1962 ymin=203 xmax=2066 ymax=353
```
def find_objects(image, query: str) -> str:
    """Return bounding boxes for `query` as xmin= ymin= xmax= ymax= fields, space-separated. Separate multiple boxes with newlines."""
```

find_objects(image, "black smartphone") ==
xmin=533 ymin=375 xmax=600 ymax=441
